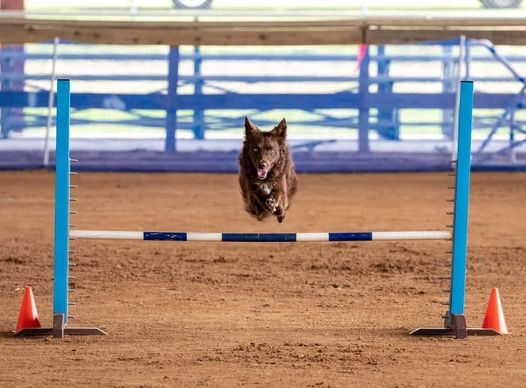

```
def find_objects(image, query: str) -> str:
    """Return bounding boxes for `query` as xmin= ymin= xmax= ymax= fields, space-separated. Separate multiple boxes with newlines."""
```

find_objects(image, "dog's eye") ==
xmin=269 ymin=148 xmax=275 ymax=153
xmin=252 ymin=147 xmax=259 ymax=153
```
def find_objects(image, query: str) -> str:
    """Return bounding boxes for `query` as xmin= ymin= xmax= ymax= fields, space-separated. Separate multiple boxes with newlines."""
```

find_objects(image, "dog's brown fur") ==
xmin=239 ymin=117 xmax=297 ymax=223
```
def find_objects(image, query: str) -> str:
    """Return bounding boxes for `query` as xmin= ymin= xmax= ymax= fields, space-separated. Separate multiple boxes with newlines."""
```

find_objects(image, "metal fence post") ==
xmin=358 ymin=45 xmax=370 ymax=153
xmin=165 ymin=46 xmax=180 ymax=153
xmin=193 ymin=46 xmax=205 ymax=140
xmin=0 ymin=47 xmax=13 ymax=139
xmin=377 ymin=45 xmax=399 ymax=140
xmin=442 ymin=44 xmax=455 ymax=139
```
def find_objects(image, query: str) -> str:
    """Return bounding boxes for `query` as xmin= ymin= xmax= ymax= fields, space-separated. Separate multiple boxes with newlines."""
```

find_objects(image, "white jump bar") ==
xmin=69 ymin=230 xmax=452 ymax=242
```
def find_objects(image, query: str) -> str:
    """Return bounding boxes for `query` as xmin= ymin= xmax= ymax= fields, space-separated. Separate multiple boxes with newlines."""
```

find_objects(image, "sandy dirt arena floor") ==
xmin=0 ymin=171 xmax=525 ymax=387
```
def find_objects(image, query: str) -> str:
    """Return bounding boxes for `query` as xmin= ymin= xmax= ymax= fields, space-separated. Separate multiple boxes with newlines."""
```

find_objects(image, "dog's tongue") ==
xmin=257 ymin=168 xmax=268 ymax=179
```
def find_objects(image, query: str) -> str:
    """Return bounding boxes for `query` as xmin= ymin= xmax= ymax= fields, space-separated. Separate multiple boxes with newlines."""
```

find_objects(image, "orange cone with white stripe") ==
xmin=482 ymin=288 xmax=509 ymax=335
xmin=15 ymin=286 xmax=41 ymax=333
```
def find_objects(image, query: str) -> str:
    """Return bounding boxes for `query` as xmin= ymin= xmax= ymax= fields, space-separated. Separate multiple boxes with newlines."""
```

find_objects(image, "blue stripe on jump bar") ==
xmin=329 ymin=232 xmax=372 ymax=241
xmin=144 ymin=232 xmax=187 ymax=241
xmin=222 ymin=233 xmax=296 ymax=242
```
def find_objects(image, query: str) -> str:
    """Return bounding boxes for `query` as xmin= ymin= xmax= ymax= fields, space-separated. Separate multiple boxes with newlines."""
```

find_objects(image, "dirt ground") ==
xmin=1 ymin=171 xmax=525 ymax=387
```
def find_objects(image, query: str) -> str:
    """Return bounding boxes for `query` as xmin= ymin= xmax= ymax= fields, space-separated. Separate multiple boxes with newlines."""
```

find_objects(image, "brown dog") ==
xmin=239 ymin=117 xmax=297 ymax=223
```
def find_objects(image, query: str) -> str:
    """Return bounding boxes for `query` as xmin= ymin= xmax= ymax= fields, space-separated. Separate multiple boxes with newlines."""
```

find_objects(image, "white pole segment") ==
xmin=296 ymin=233 xmax=329 ymax=241
xmin=187 ymin=233 xmax=222 ymax=241
xmin=372 ymin=231 xmax=451 ymax=240
xmin=451 ymin=35 xmax=466 ymax=162
xmin=70 ymin=230 xmax=143 ymax=240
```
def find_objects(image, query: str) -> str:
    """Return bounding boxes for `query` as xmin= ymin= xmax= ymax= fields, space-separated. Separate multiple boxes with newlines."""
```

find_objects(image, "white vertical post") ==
xmin=361 ymin=0 xmax=369 ymax=14
xmin=130 ymin=0 xmax=138 ymax=15
xmin=451 ymin=36 xmax=466 ymax=162
xmin=43 ymin=37 xmax=59 ymax=167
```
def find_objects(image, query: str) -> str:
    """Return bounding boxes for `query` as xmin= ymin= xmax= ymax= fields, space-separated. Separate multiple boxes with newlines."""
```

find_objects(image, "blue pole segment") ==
xmin=329 ymin=232 xmax=372 ymax=241
xmin=222 ymin=233 xmax=296 ymax=242
xmin=449 ymin=80 xmax=473 ymax=321
xmin=53 ymin=79 xmax=71 ymax=324
xmin=144 ymin=232 xmax=187 ymax=241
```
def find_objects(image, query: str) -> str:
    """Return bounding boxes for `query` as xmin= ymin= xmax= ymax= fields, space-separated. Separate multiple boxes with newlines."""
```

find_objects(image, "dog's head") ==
xmin=242 ymin=117 xmax=287 ymax=180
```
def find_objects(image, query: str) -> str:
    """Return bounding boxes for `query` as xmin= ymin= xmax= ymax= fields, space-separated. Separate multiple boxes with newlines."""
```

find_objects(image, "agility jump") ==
xmin=15 ymin=79 xmax=499 ymax=339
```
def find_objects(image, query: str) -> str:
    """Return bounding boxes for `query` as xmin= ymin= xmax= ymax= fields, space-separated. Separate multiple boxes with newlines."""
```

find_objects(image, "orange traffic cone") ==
xmin=482 ymin=288 xmax=509 ymax=335
xmin=15 ymin=286 xmax=41 ymax=333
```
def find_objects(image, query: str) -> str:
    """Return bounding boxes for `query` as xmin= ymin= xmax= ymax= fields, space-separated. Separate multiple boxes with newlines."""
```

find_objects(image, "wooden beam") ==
xmin=0 ymin=23 xmax=364 ymax=45
xmin=366 ymin=28 xmax=526 ymax=45
xmin=2 ymin=14 xmax=526 ymax=45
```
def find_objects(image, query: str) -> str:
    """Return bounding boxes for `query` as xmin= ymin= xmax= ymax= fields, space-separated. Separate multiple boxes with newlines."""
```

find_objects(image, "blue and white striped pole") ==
xmin=69 ymin=230 xmax=451 ymax=241
xmin=53 ymin=79 xmax=71 ymax=326
xmin=448 ymin=80 xmax=474 ymax=323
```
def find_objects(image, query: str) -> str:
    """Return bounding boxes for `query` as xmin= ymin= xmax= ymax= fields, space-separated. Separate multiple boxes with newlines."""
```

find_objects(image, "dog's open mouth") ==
xmin=257 ymin=168 xmax=269 ymax=180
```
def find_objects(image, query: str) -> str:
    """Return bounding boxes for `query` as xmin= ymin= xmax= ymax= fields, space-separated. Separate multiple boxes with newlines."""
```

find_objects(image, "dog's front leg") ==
xmin=266 ymin=182 xmax=287 ymax=223
xmin=265 ymin=195 xmax=279 ymax=215
xmin=275 ymin=176 xmax=289 ymax=223
xmin=275 ymin=201 xmax=286 ymax=223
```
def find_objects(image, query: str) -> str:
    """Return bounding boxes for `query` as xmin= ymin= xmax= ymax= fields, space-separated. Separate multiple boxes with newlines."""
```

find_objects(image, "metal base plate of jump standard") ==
xmin=15 ymin=314 xmax=107 ymax=337
xmin=17 ymin=79 xmax=499 ymax=339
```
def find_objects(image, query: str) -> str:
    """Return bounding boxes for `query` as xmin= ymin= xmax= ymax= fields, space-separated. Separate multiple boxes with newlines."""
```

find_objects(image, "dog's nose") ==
xmin=259 ymin=161 xmax=268 ymax=169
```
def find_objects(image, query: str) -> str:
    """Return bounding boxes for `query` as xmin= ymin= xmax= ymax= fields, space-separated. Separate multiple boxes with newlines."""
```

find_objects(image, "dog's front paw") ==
xmin=277 ymin=212 xmax=286 ymax=223
xmin=265 ymin=196 xmax=278 ymax=213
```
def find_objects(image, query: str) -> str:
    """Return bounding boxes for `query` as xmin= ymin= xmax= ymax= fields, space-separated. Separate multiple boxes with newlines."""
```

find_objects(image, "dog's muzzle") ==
xmin=257 ymin=168 xmax=269 ymax=180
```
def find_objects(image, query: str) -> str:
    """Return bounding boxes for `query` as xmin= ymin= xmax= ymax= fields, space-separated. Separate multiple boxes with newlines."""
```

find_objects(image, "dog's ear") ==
xmin=244 ymin=116 xmax=259 ymax=138
xmin=272 ymin=118 xmax=287 ymax=143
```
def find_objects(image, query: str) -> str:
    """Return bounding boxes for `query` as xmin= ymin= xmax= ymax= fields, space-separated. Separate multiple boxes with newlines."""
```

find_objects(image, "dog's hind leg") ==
xmin=247 ymin=198 xmax=268 ymax=221
xmin=272 ymin=176 xmax=289 ymax=223
xmin=254 ymin=205 xmax=269 ymax=221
